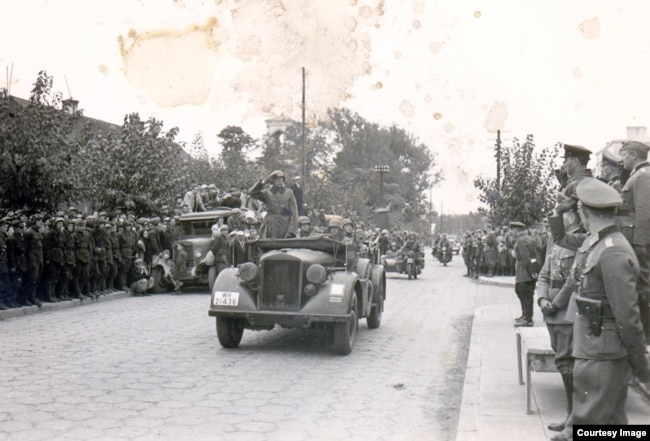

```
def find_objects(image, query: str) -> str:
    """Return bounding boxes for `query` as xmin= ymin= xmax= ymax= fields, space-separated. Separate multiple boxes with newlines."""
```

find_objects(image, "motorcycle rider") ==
xmin=400 ymin=231 xmax=423 ymax=266
xmin=436 ymin=234 xmax=451 ymax=263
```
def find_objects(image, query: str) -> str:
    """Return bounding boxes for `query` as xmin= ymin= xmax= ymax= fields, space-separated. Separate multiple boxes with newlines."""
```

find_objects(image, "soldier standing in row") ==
xmin=616 ymin=140 xmax=650 ymax=342
xmin=23 ymin=215 xmax=44 ymax=307
xmin=553 ymin=178 xmax=650 ymax=441
xmin=42 ymin=218 xmax=66 ymax=302
xmin=536 ymin=200 xmax=583 ymax=433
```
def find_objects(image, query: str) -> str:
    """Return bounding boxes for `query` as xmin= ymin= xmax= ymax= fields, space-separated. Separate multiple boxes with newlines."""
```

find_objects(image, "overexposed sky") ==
xmin=2 ymin=0 xmax=650 ymax=214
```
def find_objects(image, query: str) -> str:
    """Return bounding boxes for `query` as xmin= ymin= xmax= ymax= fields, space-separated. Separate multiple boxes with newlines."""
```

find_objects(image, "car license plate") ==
xmin=213 ymin=291 xmax=240 ymax=306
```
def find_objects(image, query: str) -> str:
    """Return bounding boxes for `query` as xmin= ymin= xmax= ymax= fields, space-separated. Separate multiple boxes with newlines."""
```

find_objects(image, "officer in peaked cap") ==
xmin=560 ymin=143 xmax=592 ymax=200
xmin=616 ymin=139 xmax=650 ymax=342
xmin=554 ymin=177 xmax=650 ymax=441
xmin=599 ymin=148 xmax=623 ymax=191
xmin=563 ymin=144 xmax=592 ymax=159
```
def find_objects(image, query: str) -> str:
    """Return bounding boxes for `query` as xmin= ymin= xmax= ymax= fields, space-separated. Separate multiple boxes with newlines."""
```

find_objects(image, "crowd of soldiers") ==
xmin=458 ymin=223 xmax=549 ymax=279
xmin=0 ymin=210 xmax=188 ymax=309
xmin=465 ymin=142 xmax=650 ymax=440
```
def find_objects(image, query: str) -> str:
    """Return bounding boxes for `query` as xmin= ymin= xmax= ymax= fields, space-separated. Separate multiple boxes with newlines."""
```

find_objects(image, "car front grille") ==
xmin=261 ymin=259 xmax=301 ymax=310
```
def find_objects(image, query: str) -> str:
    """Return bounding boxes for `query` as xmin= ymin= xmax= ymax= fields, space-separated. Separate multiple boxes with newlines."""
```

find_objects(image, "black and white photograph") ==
xmin=1 ymin=1 xmax=649 ymax=440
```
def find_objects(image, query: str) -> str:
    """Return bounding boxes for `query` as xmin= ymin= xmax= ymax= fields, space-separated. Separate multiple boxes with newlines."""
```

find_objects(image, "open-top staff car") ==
xmin=208 ymin=236 xmax=387 ymax=355
xmin=151 ymin=208 xmax=237 ymax=292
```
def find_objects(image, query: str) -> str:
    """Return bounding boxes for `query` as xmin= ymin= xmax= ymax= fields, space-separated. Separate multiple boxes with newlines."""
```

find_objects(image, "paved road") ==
xmin=0 ymin=253 xmax=481 ymax=441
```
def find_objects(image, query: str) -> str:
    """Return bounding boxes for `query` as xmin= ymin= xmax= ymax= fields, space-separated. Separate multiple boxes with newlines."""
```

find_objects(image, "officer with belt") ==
xmin=553 ymin=178 xmax=650 ymax=441
xmin=249 ymin=170 xmax=298 ymax=239
xmin=536 ymin=200 xmax=583 ymax=432
xmin=616 ymin=140 xmax=650 ymax=342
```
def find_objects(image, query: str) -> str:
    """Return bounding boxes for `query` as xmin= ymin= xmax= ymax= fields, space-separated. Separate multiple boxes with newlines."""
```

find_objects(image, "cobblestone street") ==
xmin=0 ymin=255 xmax=479 ymax=441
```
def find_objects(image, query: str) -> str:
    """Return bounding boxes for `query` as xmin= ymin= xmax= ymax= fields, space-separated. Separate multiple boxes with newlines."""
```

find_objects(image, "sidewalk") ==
xmin=457 ymin=276 xmax=650 ymax=440
xmin=0 ymin=290 xmax=130 ymax=321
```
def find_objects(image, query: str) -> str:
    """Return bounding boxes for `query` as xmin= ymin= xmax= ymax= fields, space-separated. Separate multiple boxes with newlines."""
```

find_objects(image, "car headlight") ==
xmin=306 ymin=264 xmax=327 ymax=285
xmin=238 ymin=262 xmax=259 ymax=283
xmin=303 ymin=283 xmax=317 ymax=297
xmin=194 ymin=248 xmax=203 ymax=259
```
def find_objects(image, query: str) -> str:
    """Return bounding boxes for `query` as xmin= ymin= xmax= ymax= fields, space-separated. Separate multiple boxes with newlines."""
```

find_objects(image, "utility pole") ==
xmin=301 ymin=67 xmax=306 ymax=182
xmin=440 ymin=201 xmax=444 ymax=234
xmin=496 ymin=129 xmax=502 ymax=191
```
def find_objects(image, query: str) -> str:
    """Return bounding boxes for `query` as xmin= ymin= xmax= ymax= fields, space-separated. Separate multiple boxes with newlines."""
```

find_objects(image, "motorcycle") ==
xmin=403 ymin=250 xmax=423 ymax=280
xmin=381 ymin=250 xmax=422 ymax=280
xmin=436 ymin=245 xmax=452 ymax=266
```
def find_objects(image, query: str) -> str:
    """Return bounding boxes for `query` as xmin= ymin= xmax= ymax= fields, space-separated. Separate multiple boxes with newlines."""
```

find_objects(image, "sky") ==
xmin=2 ymin=0 xmax=650 ymax=214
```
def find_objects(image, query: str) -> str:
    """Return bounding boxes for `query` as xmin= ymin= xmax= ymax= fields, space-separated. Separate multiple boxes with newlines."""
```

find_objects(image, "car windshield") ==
xmin=181 ymin=220 xmax=214 ymax=237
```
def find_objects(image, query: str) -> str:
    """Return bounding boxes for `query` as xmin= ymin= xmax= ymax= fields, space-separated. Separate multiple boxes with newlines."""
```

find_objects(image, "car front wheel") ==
xmin=333 ymin=296 xmax=358 ymax=355
xmin=151 ymin=267 xmax=170 ymax=293
xmin=216 ymin=317 xmax=244 ymax=348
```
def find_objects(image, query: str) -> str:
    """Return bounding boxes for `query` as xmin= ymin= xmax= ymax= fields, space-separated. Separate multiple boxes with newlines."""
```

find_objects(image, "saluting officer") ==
xmin=249 ymin=170 xmax=299 ymax=239
xmin=553 ymin=178 xmax=650 ymax=441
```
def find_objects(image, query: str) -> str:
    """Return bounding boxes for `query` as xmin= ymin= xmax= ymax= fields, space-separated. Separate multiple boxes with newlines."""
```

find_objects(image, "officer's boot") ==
xmin=44 ymin=282 xmax=58 ymax=303
xmin=548 ymin=373 xmax=573 ymax=432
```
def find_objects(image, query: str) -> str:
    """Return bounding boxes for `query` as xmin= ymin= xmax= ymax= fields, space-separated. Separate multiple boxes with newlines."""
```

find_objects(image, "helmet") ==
xmin=328 ymin=219 xmax=341 ymax=229
xmin=298 ymin=216 xmax=310 ymax=225
xmin=381 ymin=229 xmax=389 ymax=235
xmin=341 ymin=218 xmax=353 ymax=228
xmin=269 ymin=170 xmax=285 ymax=180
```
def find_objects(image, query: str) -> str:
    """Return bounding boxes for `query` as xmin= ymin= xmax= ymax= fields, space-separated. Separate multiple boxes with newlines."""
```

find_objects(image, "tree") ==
xmin=0 ymin=71 xmax=81 ymax=211
xmin=215 ymin=126 xmax=258 ymax=190
xmin=474 ymin=134 xmax=559 ymax=226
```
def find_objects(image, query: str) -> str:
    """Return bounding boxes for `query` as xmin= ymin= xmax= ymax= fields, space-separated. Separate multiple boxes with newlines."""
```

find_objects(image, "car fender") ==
xmin=300 ymin=270 xmax=358 ymax=317
xmin=209 ymin=268 xmax=257 ymax=312
xmin=371 ymin=264 xmax=386 ymax=302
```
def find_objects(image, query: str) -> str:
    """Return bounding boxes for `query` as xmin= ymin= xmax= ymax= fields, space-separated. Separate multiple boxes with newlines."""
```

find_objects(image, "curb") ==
xmin=477 ymin=276 xmax=515 ymax=288
xmin=0 ymin=290 xmax=130 ymax=321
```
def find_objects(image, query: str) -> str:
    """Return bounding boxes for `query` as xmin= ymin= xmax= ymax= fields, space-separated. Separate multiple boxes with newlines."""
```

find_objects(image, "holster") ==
xmin=575 ymin=295 xmax=603 ymax=336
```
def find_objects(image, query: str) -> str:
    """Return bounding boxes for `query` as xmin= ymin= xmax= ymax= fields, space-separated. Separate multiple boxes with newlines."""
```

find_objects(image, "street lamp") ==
xmin=374 ymin=165 xmax=389 ymax=204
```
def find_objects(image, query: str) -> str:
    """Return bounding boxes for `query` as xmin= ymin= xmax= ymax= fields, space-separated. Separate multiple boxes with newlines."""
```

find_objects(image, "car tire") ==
xmin=367 ymin=283 xmax=383 ymax=330
xmin=216 ymin=317 xmax=244 ymax=348
xmin=333 ymin=296 xmax=358 ymax=355
xmin=151 ymin=267 xmax=170 ymax=293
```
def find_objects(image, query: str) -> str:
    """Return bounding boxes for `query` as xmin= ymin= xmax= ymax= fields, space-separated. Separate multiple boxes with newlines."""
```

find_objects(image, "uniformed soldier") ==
xmin=536 ymin=201 xmax=582 ymax=432
xmin=599 ymin=148 xmax=623 ymax=191
xmin=559 ymin=144 xmax=592 ymax=199
xmin=341 ymin=218 xmax=355 ymax=244
xmin=23 ymin=215 xmax=45 ymax=307
xmin=326 ymin=218 xmax=345 ymax=242
xmin=7 ymin=219 xmax=28 ymax=306
xmin=42 ymin=218 xmax=66 ymax=302
xmin=0 ymin=219 xmax=10 ymax=309
xmin=249 ymin=170 xmax=299 ymax=239
xmin=73 ymin=218 xmax=94 ymax=300
xmin=616 ymin=140 xmax=650 ymax=342
xmin=511 ymin=221 xmax=538 ymax=327
xmin=297 ymin=216 xmax=314 ymax=238
xmin=553 ymin=178 xmax=650 ymax=441
xmin=61 ymin=221 xmax=78 ymax=299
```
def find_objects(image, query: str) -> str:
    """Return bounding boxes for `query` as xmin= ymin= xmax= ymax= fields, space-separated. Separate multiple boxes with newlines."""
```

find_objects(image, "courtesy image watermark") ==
xmin=574 ymin=426 xmax=650 ymax=440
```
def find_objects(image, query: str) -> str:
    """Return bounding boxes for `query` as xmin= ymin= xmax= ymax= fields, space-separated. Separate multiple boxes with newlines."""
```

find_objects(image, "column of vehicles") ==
xmin=151 ymin=208 xmax=387 ymax=355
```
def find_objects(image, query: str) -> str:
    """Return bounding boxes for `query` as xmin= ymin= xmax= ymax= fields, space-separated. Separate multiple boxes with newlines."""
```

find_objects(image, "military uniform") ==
xmin=249 ymin=171 xmax=298 ymax=239
xmin=556 ymin=178 xmax=650 ymax=441
xmin=536 ymin=225 xmax=580 ymax=432
xmin=615 ymin=141 xmax=650 ymax=341
xmin=512 ymin=222 xmax=537 ymax=326
xmin=23 ymin=221 xmax=44 ymax=306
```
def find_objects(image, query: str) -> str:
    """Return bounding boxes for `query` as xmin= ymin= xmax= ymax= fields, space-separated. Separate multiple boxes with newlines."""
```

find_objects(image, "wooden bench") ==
xmin=515 ymin=326 xmax=558 ymax=414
